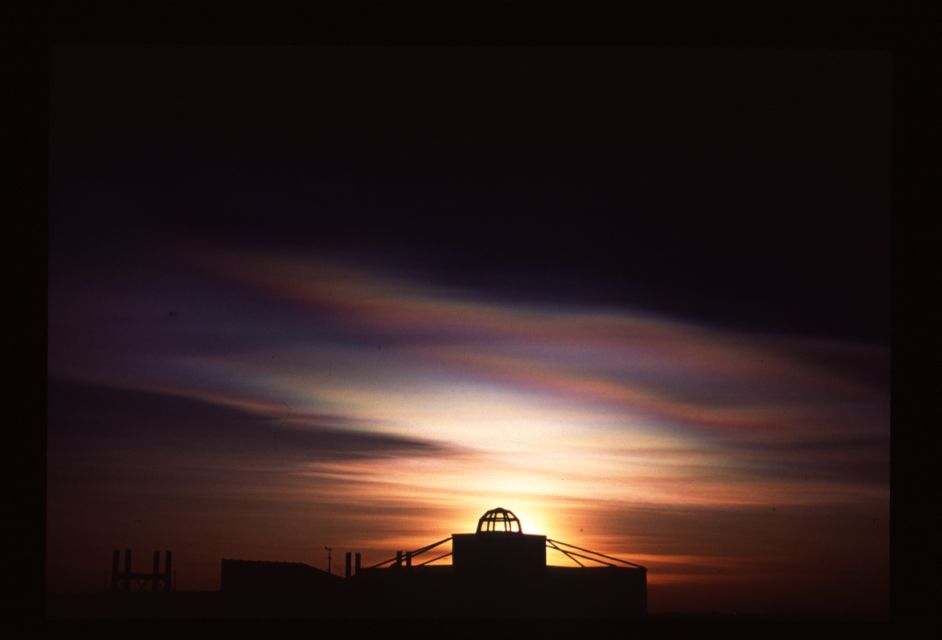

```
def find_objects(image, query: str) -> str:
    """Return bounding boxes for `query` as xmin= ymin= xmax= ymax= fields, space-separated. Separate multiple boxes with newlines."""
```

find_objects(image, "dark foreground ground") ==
xmin=42 ymin=592 xmax=894 ymax=633
xmin=36 ymin=594 xmax=904 ymax=640
xmin=44 ymin=591 xmax=887 ymax=620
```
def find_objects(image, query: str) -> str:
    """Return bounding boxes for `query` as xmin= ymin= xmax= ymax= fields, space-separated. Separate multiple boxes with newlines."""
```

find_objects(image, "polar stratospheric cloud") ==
xmin=47 ymin=246 xmax=888 ymax=617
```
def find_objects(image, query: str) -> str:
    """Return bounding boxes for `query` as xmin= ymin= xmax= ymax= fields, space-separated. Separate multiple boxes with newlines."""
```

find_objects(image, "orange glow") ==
xmin=47 ymin=249 xmax=888 ymax=612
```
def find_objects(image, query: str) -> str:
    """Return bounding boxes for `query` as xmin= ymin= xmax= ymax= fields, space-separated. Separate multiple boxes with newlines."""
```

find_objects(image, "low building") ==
xmin=216 ymin=508 xmax=647 ymax=619
xmin=220 ymin=558 xmax=341 ymax=595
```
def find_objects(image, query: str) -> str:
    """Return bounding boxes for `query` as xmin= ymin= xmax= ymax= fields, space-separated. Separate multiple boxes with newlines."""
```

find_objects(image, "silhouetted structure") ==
xmin=81 ymin=510 xmax=645 ymax=619
xmin=220 ymin=559 xmax=341 ymax=594
xmin=110 ymin=548 xmax=172 ymax=592
xmin=343 ymin=507 xmax=647 ymax=619
xmin=452 ymin=507 xmax=546 ymax=575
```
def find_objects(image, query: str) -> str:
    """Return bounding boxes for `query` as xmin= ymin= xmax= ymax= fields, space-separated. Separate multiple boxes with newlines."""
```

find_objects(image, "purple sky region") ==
xmin=48 ymin=46 xmax=890 ymax=618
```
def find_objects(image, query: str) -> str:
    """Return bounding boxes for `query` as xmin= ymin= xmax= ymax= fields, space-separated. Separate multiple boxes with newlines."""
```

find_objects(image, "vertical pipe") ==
xmin=124 ymin=549 xmax=132 ymax=592
xmin=406 ymin=551 xmax=412 ymax=568
xmin=345 ymin=552 xmax=351 ymax=578
xmin=111 ymin=549 xmax=120 ymax=592
xmin=395 ymin=550 xmax=402 ymax=567
xmin=152 ymin=551 xmax=160 ymax=592
xmin=165 ymin=551 xmax=173 ymax=592
xmin=354 ymin=552 xmax=361 ymax=574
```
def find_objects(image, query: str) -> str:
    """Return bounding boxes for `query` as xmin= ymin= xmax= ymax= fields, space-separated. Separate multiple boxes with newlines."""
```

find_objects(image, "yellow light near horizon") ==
xmin=503 ymin=506 xmax=550 ymax=538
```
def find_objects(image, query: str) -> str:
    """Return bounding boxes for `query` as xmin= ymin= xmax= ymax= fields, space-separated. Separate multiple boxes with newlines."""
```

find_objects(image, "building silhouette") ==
xmin=220 ymin=558 xmax=341 ymax=595
xmin=219 ymin=507 xmax=648 ymax=619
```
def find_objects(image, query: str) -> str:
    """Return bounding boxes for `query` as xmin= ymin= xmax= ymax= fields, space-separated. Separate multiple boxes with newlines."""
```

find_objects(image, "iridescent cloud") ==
xmin=46 ymin=244 xmax=888 ymax=614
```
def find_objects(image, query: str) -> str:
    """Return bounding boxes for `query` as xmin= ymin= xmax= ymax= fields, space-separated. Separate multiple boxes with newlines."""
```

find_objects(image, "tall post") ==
xmin=124 ymin=549 xmax=132 ymax=593
xmin=395 ymin=550 xmax=402 ymax=567
xmin=165 ymin=551 xmax=173 ymax=592
xmin=111 ymin=549 xmax=120 ymax=592
xmin=345 ymin=552 xmax=351 ymax=578
xmin=406 ymin=551 xmax=412 ymax=568
xmin=152 ymin=551 xmax=160 ymax=592
xmin=355 ymin=552 xmax=361 ymax=574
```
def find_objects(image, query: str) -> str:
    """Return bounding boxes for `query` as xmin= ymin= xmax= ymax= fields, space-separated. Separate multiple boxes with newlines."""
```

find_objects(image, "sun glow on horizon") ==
xmin=47 ymin=248 xmax=889 ymax=600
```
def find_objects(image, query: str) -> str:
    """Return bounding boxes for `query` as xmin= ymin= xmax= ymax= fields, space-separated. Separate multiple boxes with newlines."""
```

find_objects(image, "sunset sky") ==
xmin=48 ymin=47 xmax=890 ymax=618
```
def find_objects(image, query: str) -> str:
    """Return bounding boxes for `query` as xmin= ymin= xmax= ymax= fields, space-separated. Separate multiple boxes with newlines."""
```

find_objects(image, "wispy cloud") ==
xmin=46 ymin=246 xmax=887 ymax=603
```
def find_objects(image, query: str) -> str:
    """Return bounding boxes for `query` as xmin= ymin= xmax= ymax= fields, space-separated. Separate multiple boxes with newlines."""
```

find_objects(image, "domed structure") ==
xmin=330 ymin=505 xmax=649 ymax=619
xmin=449 ymin=508 xmax=546 ymax=575
xmin=476 ymin=507 xmax=523 ymax=534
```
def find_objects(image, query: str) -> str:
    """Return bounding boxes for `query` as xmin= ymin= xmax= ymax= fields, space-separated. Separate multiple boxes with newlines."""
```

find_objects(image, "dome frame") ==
xmin=476 ymin=507 xmax=523 ymax=534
